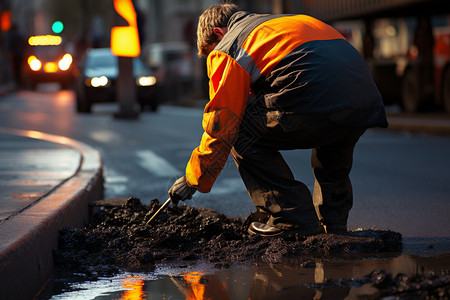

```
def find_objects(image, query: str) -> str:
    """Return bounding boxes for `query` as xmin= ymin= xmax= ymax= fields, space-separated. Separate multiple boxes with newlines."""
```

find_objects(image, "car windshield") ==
xmin=85 ymin=50 xmax=150 ymax=74
xmin=86 ymin=52 xmax=117 ymax=68
xmin=31 ymin=45 xmax=65 ymax=60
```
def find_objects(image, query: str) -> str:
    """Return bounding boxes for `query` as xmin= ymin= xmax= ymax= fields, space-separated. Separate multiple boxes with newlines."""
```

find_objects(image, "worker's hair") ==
xmin=196 ymin=3 xmax=238 ymax=57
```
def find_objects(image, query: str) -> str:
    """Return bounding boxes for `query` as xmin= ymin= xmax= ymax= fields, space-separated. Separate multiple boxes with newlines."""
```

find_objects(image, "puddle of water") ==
xmin=40 ymin=253 xmax=449 ymax=300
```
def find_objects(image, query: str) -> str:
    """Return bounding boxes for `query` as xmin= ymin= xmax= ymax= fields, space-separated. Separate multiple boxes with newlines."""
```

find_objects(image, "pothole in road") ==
xmin=53 ymin=197 xmax=449 ymax=298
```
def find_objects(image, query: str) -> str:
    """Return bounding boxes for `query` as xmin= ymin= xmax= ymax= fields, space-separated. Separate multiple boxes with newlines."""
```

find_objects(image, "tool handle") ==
xmin=146 ymin=198 xmax=171 ymax=225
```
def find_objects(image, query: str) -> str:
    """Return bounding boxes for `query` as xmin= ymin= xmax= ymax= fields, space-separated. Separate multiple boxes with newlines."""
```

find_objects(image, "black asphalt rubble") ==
xmin=56 ymin=197 xmax=403 ymax=271
xmin=0 ymin=102 xmax=449 ymax=299
xmin=55 ymin=197 xmax=449 ymax=299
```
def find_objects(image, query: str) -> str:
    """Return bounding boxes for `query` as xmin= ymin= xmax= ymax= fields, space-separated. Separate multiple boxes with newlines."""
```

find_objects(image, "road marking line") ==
xmin=89 ymin=130 xmax=122 ymax=143
xmin=136 ymin=150 xmax=180 ymax=177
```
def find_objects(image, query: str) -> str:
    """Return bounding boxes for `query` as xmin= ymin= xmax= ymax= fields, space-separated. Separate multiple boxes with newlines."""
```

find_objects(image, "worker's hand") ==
xmin=168 ymin=176 xmax=196 ymax=205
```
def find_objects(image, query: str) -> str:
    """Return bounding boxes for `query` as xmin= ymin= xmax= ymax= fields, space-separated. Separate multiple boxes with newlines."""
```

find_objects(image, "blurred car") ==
xmin=23 ymin=35 xmax=75 ymax=89
xmin=75 ymin=48 xmax=158 ymax=113
xmin=146 ymin=42 xmax=193 ymax=102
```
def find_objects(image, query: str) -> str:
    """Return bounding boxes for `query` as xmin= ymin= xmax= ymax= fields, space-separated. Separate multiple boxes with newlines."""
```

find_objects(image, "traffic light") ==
xmin=52 ymin=21 xmax=64 ymax=34
xmin=111 ymin=0 xmax=140 ymax=57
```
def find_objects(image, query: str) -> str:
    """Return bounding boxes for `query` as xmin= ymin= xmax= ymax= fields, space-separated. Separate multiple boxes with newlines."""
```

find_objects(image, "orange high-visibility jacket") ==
xmin=186 ymin=12 xmax=387 ymax=193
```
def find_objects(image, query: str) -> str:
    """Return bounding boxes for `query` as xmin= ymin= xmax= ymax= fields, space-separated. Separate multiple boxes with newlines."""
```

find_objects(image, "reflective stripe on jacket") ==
xmin=186 ymin=12 xmax=387 ymax=192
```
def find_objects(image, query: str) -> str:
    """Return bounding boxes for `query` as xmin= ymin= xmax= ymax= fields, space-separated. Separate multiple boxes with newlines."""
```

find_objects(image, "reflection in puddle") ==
xmin=121 ymin=276 xmax=146 ymax=300
xmin=46 ymin=254 xmax=449 ymax=299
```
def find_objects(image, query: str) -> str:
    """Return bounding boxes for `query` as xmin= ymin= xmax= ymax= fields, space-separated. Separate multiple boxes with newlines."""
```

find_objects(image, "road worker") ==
xmin=169 ymin=4 xmax=387 ymax=237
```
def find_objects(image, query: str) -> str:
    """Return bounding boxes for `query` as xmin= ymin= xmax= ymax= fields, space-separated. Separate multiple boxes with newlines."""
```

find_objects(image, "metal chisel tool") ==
xmin=146 ymin=197 xmax=172 ymax=225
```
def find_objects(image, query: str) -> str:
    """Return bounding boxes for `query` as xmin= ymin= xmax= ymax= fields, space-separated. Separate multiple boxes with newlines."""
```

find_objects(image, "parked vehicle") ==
xmin=145 ymin=42 xmax=193 ymax=102
xmin=75 ymin=48 xmax=158 ymax=113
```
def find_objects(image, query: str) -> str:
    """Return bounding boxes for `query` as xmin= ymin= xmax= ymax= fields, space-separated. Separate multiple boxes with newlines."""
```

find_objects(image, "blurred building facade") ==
xmin=300 ymin=0 xmax=450 ymax=113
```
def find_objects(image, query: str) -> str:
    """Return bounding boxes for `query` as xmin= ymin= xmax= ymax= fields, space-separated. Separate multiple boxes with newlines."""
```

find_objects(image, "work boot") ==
xmin=242 ymin=209 xmax=271 ymax=233
xmin=248 ymin=222 xmax=323 ymax=238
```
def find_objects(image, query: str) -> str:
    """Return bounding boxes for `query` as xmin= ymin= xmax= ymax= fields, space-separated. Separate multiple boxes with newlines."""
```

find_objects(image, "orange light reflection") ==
xmin=24 ymin=130 xmax=72 ymax=146
xmin=183 ymin=272 xmax=205 ymax=300
xmin=55 ymin=90 xmax=73 ymax=105
xmin=121 ymin=276 xmax=146 ymax=300
xmin=26 ymin=130 xmax=44 ymax=139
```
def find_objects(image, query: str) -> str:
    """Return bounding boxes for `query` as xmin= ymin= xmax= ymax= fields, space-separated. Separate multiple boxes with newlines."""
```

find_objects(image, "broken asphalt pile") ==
xmin=54 ymin=197 xmax=449 ymax=298
xmin=55 ymin=197 xmax=401 ymax=272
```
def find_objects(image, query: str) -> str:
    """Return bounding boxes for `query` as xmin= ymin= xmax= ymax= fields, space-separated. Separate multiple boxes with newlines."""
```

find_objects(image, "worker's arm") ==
xmin=185 ymin=50 xmax=251 ymax=193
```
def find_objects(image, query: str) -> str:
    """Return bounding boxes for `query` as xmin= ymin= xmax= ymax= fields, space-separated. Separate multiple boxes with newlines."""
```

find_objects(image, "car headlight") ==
xmin=86 ymin=76 xmax=110 ymax=87
xmin=58 ymin=53 xmax=73 ymax=71
xmin=136 ymin=76 xmax=156 ymax=86
xmin=28 ymin=55 xmax=41 ymax=71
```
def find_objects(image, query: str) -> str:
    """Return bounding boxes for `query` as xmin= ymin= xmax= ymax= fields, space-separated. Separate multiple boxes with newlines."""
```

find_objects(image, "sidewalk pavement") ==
xmin=0 ymin=127 xmax=103 ymax=300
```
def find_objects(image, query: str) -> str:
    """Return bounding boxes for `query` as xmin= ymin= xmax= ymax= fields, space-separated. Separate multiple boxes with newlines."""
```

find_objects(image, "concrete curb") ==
xmin=387 ymin=115 xmax=450 ymax=135
xmin=0 ymin=128 xmax=104 ymax=300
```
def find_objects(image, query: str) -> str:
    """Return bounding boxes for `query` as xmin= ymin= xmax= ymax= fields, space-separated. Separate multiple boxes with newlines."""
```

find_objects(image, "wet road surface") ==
xmin=1 ymin=86 xmax=449 ymax=299
xmin=41 ymin=254 xmax=449 ymax=299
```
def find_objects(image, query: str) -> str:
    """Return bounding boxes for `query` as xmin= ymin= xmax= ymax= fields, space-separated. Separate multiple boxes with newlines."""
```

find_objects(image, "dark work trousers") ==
xmin=231 ymin=108 xmax=366 ymax=230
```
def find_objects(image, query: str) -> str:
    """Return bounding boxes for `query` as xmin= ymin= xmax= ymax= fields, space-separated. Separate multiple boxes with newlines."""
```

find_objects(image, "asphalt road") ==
xmin=0 ymin=85 xmax=449 ymax=239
